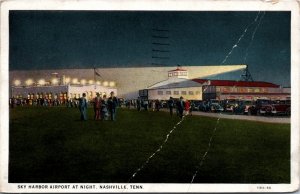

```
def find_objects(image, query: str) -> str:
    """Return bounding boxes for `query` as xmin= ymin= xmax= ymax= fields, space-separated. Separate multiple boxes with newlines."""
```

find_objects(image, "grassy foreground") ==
xmin=9 ymin=107 xmax=290 ymax=183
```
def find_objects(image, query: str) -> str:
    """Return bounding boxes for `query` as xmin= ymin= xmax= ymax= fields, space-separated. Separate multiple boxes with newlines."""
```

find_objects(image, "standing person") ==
xmin=176 ymin=96 xmax=185 ymax=119
xmin=185 ymin=100 xmax=191 ymax=115
xmin=151 ymin=100 xmax=155 ymax=111
xmin=108 ymin=91 xmax=118 ymax=121
xmin=137 ymin=97 xmax=141 ymax=111
xmin=167 ymin=97 xmax=175 ymax=116
xmin=143 ymin=99 xmax=149 ymax=111
xmin=93 ymin=93 xmax=102 ymax=120
xmin=155 ymin=99 xmax=160 ymax=111
xmin=101 ymin=95 xmax=108 ymax=120
xmin=190 ymin=100 xmax=195 ymax=116
xmin=11 ymin=97 xmax=15 ymax=108
xmin=79 ymin=93 xmax=88 ymax=121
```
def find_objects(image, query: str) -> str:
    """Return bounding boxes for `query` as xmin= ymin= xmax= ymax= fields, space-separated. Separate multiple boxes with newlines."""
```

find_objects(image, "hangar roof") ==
xmin=192 ymin=79 xmax=279 ymax=88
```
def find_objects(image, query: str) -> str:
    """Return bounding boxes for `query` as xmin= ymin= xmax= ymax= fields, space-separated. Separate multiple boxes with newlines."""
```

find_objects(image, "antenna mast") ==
xmin=241 ymin=65 xmax=254 ymax=81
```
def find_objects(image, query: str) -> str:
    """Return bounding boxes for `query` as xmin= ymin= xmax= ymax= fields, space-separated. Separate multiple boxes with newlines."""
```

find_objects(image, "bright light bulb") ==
xmin=38 ymin=79 xmax=45 ymax=85
xmin=72 ymin=78 xmax=78 ymax=84
xmin=14 ymin=80 xmax=21 ymax=86
xmin=88 ymin=80 xmax=94 ymax=85
xmin=80 ymin=79 xmax=86 ymax=85
xmin=109 ymin=81 xmax=115 ymax=87
xmin=65 ymin=77 xmax=71 ymax=84
xmin=25 ymin=79 xmax=33 ymax=86
xmin=52 ymin=78 xmax=58 ymax=85
xmin=103 ymin=81 xmax=108 ymax=87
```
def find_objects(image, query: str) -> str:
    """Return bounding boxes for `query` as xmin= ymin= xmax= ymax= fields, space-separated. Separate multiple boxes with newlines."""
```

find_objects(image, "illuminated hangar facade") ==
xmin=10 ymin=65 xmax=250 ymax=100
xmin=144 ymin=67 xmax=290 ymax=101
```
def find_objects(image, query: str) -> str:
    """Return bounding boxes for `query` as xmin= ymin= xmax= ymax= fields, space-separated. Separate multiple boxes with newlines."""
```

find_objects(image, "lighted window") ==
xmin=254 ymin=88 xmax=260 ymax=93
xmin=181 ymin=91 xmax=187 ymax=95
xmin=158 ymin=91 xmax=163 ymax=95
xmin=262 ymin=88 xmax=268 ymax=92
xmin=248 ymin=88 xmax=254 ymax=93
xmin=168 ymin=73 xmax=172 ymax=77
xmin=216 ymin=87 xmax=221 ymax=92
xmin=239 ymin=88 xmax=247 ymax=93
xmin=173 ymin=91 xmax=179 ymax=95
xmin=222 ymin=87 xmax=230 ymax=92
xmin=166 ymin=91 xmax=171 ymax=95
xmin=189 ymin=91 xmax=194 ymax=95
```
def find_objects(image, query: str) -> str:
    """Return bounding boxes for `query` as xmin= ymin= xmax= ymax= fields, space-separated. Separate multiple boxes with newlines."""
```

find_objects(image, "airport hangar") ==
xmin=9 ymin=64 xmax=290 ymax=101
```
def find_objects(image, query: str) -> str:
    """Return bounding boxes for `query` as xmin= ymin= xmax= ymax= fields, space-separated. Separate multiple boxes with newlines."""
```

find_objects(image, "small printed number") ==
xmin=257 ymin=186 xmax=271 ymax=190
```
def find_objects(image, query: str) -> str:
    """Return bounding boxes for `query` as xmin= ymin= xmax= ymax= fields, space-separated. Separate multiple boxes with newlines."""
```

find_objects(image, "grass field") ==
xmin=9 ymin=106 xmax=290 ymax=183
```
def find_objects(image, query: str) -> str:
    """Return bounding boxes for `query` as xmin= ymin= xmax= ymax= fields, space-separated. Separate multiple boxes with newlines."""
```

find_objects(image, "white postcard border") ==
xmin=0 ymin=0 xmax=299 ymax=193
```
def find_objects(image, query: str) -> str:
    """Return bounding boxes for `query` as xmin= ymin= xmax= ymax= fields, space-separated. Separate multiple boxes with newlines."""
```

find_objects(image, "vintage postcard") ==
xmin=0 ymin=0 xmax=299 ymax=193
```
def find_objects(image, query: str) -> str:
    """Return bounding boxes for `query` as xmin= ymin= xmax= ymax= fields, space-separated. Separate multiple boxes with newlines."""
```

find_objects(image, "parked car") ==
xmin=198 ymin=101 xmax=210 ymax=112
xmin=191 ymin=100 xmax=203 ymax=111
xmin=209 ymin=103 xmax=224 ymax=112
xmin=224 ymin=99 xmax=239 ymax=112
xmin=264 ymin=100 xmax=291 ymax=116
xmin=248 ymin=99 xmax=272 ymax=115
xmin=234 ymin=100 xmax=255 ymax=114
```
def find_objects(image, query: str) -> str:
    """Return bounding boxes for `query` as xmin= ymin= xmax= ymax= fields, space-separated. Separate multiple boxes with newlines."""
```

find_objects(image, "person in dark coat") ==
xmin=137 ymin=97 xmax=141 ymax=111
xmin=176 ymin=96 xmax=185 ymax=119
xmin=155 ymin=99 xmax=160 ymax=111
xmin=79 ymin=93 xmax=88 ymax=121
xmin=108 ymin=91 xmax=118 ymax=121
xmin=167 ymin=97 xmax=175 ymax=116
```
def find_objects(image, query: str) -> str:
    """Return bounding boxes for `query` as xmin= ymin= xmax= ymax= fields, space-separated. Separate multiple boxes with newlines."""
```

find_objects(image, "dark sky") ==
xmin=9 ymin=11 xmax=290 ymax=86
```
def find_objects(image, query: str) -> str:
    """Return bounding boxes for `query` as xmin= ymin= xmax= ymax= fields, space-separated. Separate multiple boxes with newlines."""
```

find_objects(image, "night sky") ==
xmin=9 ymin=11 xmax=290 ymax=86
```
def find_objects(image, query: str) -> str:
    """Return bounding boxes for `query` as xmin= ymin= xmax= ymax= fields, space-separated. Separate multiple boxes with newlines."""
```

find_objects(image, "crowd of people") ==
xmin=9 ymin=92 xmax=193 ymax=121
xmin=79 ymin=91 xmax=118 ymax=121
xmin=9 ymin=97 xmax=66 ymax=108
xmin=124 ymin=96 xmax=194 ymax=119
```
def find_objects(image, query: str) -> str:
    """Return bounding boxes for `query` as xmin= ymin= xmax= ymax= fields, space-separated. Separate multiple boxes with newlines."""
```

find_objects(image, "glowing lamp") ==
xmin=103 ymin=81 xmax=108 ymax=87
xmin=65 ymin=77 xmax=71 ymax=84
xmin=14 ymin=80 xmax=21 ymax=86
xmin=109 ymin=81 xmax=116 ymax=87
xmin=88 ymin=80 xmax=94 ymax=85
xmin=81 ymin=79 xmax=86 ymax=85
xmin=72 ymin=78 xmax=78 ymax=84
xmin=25 ymin=79 xmax=33 ymax=86
xmin=51 ymin=78 xmax=58 ymax=85
xmin=38 ymin=79 xmax=45 ymax=85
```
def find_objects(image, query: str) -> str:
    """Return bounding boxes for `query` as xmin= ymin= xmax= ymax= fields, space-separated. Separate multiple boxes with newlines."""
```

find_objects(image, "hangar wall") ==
xmin=9 ymin=65 xmax=246 ymax=99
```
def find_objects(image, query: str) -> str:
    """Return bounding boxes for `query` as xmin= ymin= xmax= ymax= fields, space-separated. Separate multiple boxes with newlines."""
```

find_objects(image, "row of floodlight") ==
xmin=13 ymin=78 xmax=116 ymax=87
